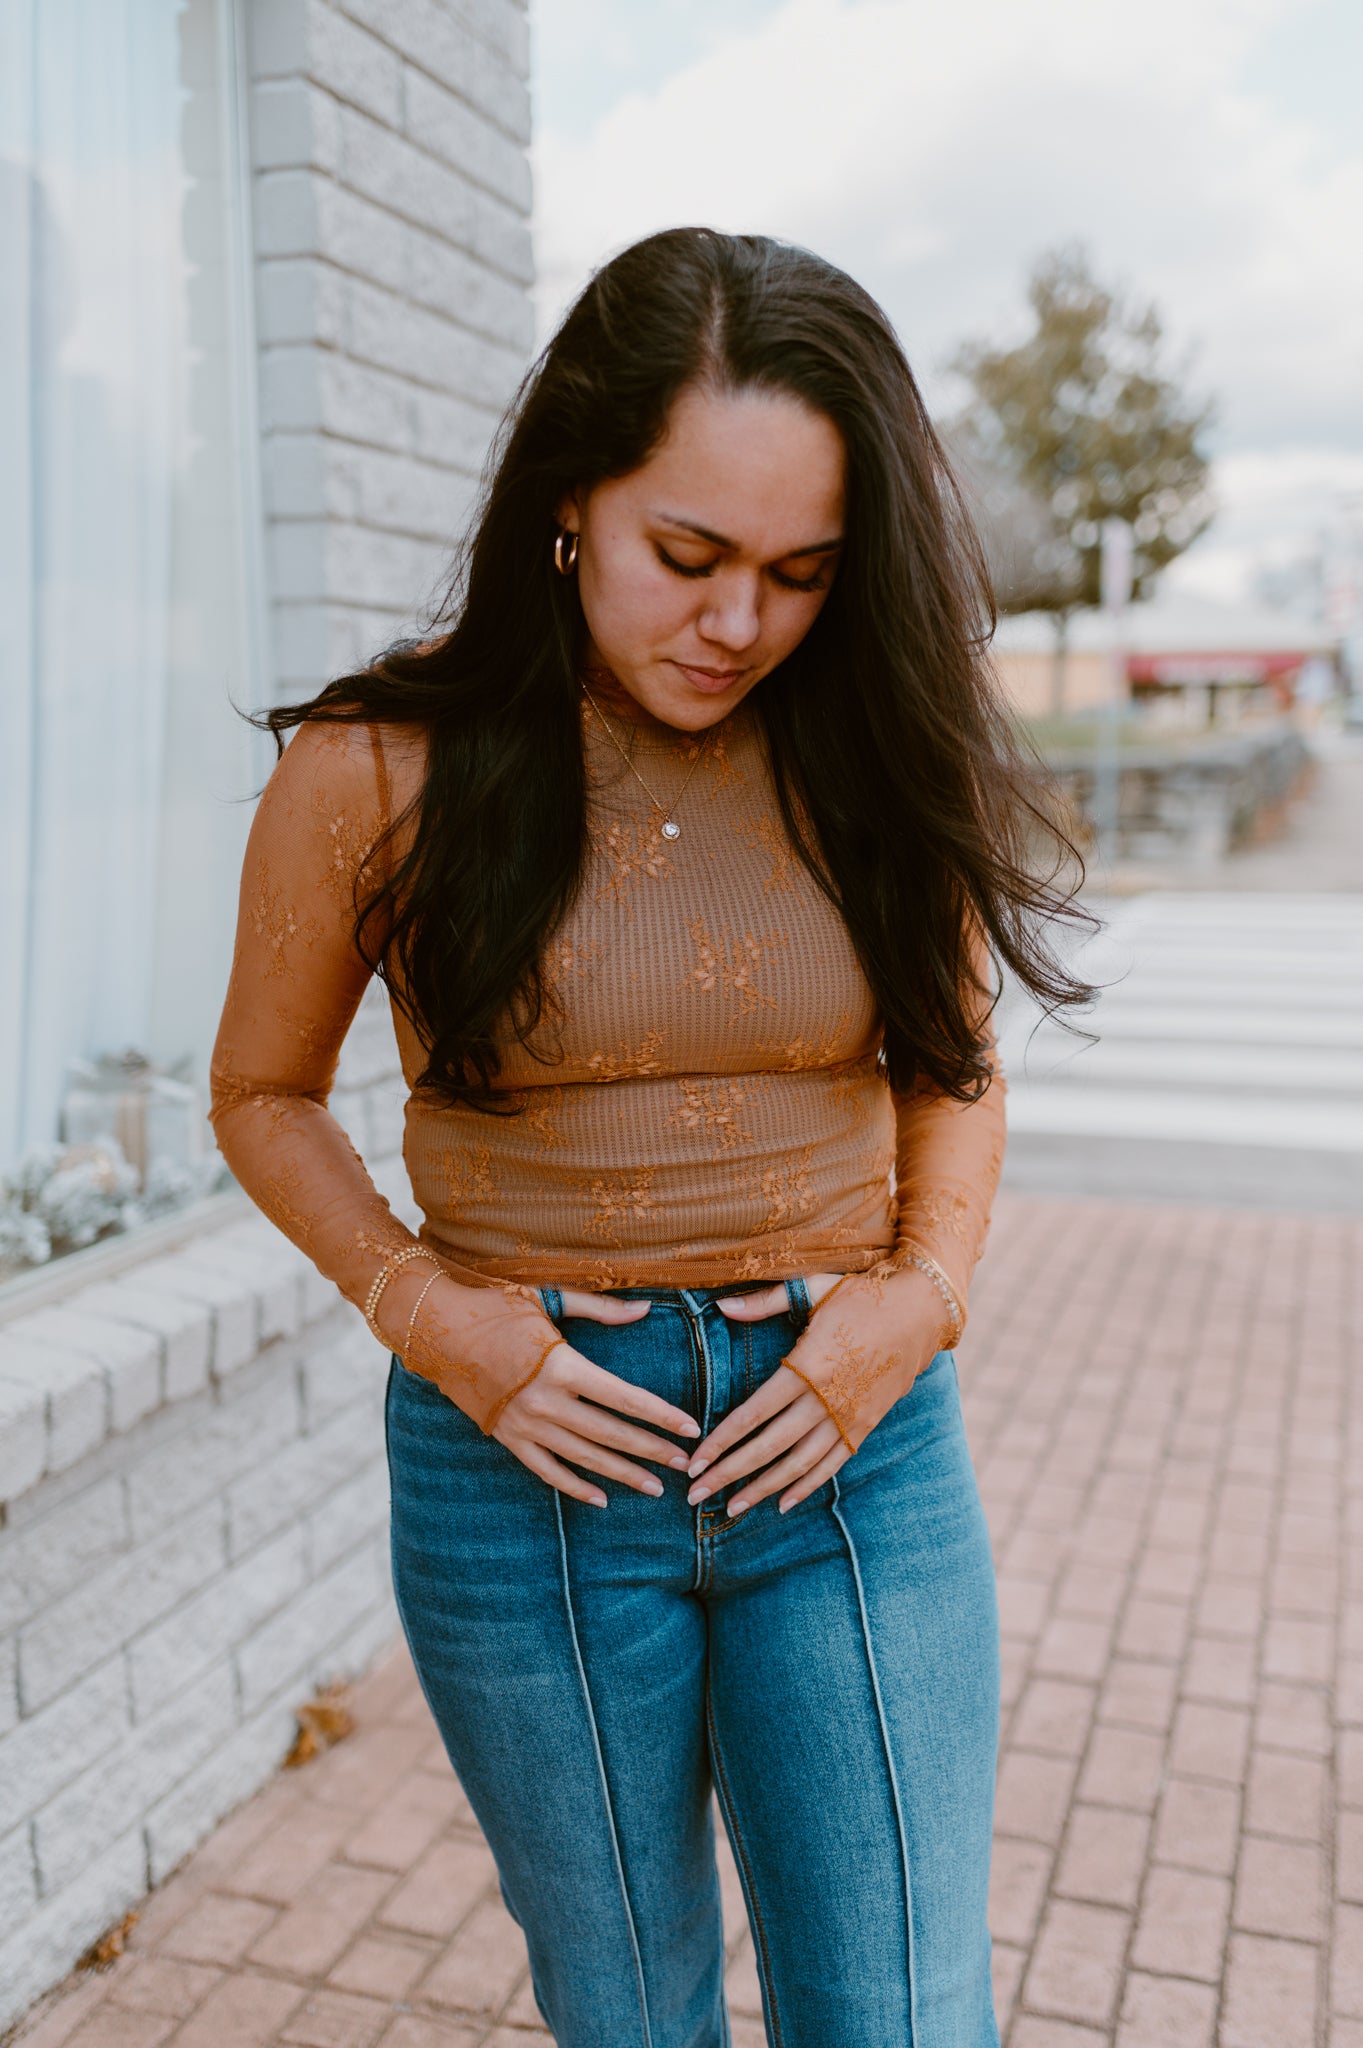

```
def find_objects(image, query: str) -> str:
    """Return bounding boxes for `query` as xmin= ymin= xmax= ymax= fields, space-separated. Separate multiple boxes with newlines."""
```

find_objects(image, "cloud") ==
xmin=533 ymin=0 xmax=1363 ymax=596
xmin=1166 ymin=447 xmax=1363 ymax=604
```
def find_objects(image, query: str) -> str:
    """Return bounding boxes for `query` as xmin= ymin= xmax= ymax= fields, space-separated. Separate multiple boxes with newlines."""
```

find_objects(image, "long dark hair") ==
xmin=257 ymin=227 xmax=1091 ymax=1108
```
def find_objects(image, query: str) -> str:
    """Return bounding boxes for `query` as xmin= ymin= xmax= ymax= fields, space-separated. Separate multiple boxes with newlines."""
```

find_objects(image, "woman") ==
xmin=210 ymin=227 xmax=1087 ymax=2048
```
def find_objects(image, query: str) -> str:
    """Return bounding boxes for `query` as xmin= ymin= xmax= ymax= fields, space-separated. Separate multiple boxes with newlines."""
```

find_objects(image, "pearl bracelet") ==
xmin=403 ymin=1270 xmax=443 ymax=1359
xmin=897 ymin=1245 xmax=966 ymax=1349
xmin=363 ymin=1245 xmax=443 ymax=1346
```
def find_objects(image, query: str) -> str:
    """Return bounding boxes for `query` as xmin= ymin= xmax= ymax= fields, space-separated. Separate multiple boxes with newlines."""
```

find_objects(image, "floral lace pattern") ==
xmin=668 ymin=1077 xmax=758 ymax=1153
xmin=590 ymin=813 xmax=678 ymax=907
xmin=737 ymin=812 xmax=806 ymax=896
xmin=583 ymin=1030 xmax=667 ymax=1082
xmin=747 ymin=1147 xmax=818 ymax=1235
xmin=579 ymin=1167 xmax=661 ymax=1248
xmin=789 ymin=1321 xmax=903 ymax=1449
xmin=679 ymin=919 xmax=786 ymax=1016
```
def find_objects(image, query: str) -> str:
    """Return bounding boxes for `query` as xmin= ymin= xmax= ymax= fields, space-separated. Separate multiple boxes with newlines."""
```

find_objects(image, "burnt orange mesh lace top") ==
xmin=208 ymin=678 xmax=1007 ymax=1433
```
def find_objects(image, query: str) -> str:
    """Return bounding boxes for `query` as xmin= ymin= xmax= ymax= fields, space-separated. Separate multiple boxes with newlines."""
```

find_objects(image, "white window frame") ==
xmin=0 ymin=0 xmax=269 ymax=1245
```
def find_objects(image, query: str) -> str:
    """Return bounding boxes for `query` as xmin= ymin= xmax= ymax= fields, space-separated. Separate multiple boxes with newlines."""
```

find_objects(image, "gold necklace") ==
xmin=580 ymin=681 xmax=708 ymax=841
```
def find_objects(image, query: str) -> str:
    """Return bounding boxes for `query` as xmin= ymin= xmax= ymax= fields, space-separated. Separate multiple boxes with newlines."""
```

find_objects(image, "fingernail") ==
xmin=716 ymin=1296 xmax=743 ymax=1311
xmin=667 ymin=1454 xmax=690 ymax=1470
xmin=677 ymin=1418 xmax=701 ymax=1438
xmin=643 ymin=1478 xmax=663 ymax=1496
xmin=688 ymin=1484 xmax=711 ymax=1504
xmin=687 ymin=1457 xmax=710 ymax=1478
xmin=589 ymin=1494 xmax=607 ymax=1508
xmin=729 ymin=1499 xmax=750 ymax=1515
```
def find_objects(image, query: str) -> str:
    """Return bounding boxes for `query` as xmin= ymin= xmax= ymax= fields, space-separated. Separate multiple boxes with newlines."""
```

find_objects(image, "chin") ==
xmin=652 ymin=664 xmax=758 ymax=728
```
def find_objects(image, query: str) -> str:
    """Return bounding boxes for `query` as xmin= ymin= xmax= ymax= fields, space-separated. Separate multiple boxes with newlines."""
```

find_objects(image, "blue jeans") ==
xmin=385 ymin=1285 xmax=1000 ymax=2048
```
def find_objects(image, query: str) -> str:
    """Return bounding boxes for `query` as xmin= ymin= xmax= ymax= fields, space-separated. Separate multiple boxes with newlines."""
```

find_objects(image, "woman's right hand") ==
xmin=386 ymin=1270 xmax=700 ymax=1506
xmin=492 ymin=1290 xmax=700 ymax=1506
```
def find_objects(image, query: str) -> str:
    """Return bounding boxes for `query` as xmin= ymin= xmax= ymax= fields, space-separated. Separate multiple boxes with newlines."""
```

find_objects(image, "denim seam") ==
xmin=686 ymin=1294 xmax=759 ymax=1542
xmin=683 ymin=1292 xmax=725 ymax=1594
xmin=687 ymin=1310 xmax=704 ymax=1428
xmin=551 ymin=1489 xmax=654 ymax=2047
xmin=830 ymin=1471 xmax=919 ymax=2045
xmin=705 ymin=1688 xmax=786 ymax=2048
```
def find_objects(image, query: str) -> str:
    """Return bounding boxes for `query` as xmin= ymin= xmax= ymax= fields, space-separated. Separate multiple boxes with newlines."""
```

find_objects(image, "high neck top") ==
xmin=386 ymin=684 xmax=893 ymax=1289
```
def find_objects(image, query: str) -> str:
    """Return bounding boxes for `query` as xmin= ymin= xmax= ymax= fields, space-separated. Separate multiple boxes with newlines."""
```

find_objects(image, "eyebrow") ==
xmin=652 ymin=512 xmax=844 ymax=557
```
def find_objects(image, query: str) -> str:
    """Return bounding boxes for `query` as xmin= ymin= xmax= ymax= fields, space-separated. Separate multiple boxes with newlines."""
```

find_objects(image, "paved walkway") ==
xmin=14 ymin=1190 xmax=1363 ymax=2048
xmin=1099 ymin=732 xmax=1363 ymax=897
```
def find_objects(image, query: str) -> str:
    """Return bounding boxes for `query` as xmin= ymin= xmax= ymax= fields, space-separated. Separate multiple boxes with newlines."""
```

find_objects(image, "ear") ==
xmin=554 ymin=488 xmax=581 ymax=533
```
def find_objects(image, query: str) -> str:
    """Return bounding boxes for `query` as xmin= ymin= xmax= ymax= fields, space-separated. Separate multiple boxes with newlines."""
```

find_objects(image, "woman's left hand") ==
xmin=686 ymin=1268 xmax=950 ymax=1515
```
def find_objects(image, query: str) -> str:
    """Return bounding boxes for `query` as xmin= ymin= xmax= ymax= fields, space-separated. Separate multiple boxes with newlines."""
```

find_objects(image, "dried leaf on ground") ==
xmin=284 ymin=1681 xmax=355 ymax=1766
xmin=78 ymin=1911 xmax=138 ymax=1970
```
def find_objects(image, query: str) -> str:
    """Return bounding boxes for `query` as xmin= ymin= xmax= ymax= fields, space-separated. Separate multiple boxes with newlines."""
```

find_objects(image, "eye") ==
xmin=657 ymin=546 xmax=716 ymax=580
xmin=656 ymin=544 xmax=833 ymax=593
xmin=770 ymin=566 xmax=832 ymax=594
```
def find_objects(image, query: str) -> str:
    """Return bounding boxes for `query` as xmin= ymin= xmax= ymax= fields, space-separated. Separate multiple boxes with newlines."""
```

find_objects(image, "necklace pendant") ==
xmin=661 ymin=819 xmax=681 ymax=841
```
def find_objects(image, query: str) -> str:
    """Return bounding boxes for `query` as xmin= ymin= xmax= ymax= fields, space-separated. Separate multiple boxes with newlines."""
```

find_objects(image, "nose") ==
xmin=697 ymin=572 xmax=761 ymax=654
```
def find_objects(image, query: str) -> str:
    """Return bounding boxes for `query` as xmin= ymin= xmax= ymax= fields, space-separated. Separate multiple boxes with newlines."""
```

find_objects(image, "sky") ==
xmin=530 ymin=0 xmax=1363 ymax=610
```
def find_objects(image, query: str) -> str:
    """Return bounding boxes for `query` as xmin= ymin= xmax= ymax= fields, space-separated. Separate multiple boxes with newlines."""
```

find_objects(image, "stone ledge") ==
xmin=0 ymin=1151 xmax=414 ymax=1518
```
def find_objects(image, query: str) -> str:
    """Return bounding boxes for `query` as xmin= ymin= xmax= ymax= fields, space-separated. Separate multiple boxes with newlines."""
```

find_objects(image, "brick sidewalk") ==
xmin=13 ymin=1192 xmax=1363 ymax=2048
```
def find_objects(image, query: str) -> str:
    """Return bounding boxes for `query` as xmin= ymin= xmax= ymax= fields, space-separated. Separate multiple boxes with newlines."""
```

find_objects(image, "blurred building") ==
xmin=994 ymin=590 xmax=1342 ymax=726
xmin=0 ymin=0 xmax=533 ymax=2024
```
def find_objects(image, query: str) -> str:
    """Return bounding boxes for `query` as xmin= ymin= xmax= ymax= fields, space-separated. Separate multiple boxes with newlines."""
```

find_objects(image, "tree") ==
xmin=952 ymin=246 xmax=1215 ymax=714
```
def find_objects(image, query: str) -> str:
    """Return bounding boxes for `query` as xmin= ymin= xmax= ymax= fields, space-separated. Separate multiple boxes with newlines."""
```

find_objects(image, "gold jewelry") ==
xmin=363 ymin=1245 xmax=443 ymax=1345
xmin=403 ymin=1269 xmax=443 ymax=1358
xmin=897 ymin=1244 xmax=966 ymax=1348
xmin=580 ymin=679 xmax=707 ymax=842
xmin=554 ymin=530 xmax=579 ymax=575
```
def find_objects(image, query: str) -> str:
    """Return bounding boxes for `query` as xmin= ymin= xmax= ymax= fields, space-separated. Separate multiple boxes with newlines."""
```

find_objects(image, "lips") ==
xmin=672 ymin=661 xmax=746 ymax=693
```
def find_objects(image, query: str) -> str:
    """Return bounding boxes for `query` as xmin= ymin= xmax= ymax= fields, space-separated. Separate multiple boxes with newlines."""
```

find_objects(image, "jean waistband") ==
xmin=536 ymin=1277 xmax=811 ymax=1329
xmin=616 ymin=1282 xmax=765 ymax=1300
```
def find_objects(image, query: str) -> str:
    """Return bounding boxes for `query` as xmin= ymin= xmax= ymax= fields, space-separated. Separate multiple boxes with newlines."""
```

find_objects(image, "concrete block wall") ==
xmin=0 ymin=988 xmax=417 ymax=2028
xmin=248 ymin=0 xmax=535 ymax=695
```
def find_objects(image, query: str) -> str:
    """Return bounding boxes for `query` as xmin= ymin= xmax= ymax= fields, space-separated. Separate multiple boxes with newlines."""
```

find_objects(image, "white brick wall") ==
xmin=249 ymin=0 xmax=534 ymax=699
xmin=0 ymin=988 xmax=424 ymax=2017
xmin=0 ymin=1230 xmax=401 ymax=2022
xmin=0 ymin=0 xmax=533 ymax=2019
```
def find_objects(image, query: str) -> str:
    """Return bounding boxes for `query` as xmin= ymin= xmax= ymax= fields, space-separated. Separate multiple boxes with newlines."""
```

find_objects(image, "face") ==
xmin=559 ymin=382 xmax=846 ymax=731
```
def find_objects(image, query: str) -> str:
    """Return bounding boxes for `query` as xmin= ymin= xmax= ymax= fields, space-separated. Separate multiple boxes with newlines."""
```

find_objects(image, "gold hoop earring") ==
xmin=554 ymin=530 xmax=579 ymax=576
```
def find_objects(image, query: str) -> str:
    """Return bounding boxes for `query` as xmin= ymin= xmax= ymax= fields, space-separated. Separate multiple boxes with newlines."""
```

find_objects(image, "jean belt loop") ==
xmin=537 ymin=1286 xmax=563 ymax=1323
xmin=783 ymin=1274 xmax=811 ymax=1333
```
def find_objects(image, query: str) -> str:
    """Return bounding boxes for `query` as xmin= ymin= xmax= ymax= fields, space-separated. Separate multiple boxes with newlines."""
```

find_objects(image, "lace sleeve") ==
xmin=889 ymin=925 xmax=1007 ymax=1307
xmin=207 ymin=718 xmax=556 ymax=1429
xmin=890 ymin=1045 xmax=1006 ymax=1308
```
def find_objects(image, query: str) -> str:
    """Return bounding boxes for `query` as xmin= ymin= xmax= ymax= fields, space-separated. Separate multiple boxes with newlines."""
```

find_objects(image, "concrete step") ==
xmin=1096 ymin=958 xmax=1363 ymax=991
xmin=1005 ymin=1082 xmax=1363 ymax=1152
xmin=1110 ymin=891 xmax=1363 ymax=923
xmin=1000 ymin=1039 xmax=1363 ymax=1095
xmin=1001 ymin=1005 xmax=1363 ymax=1052
xmin=999 ymin=892 xmax=1363 ymax=1203
xmin=1001 ymin=1131 xmax=1363 ymax=1212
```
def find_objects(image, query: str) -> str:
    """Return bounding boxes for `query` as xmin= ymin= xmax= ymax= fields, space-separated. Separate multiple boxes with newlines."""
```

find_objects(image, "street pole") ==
xmin=1093 ymin=518 xmax=1134 ymax=871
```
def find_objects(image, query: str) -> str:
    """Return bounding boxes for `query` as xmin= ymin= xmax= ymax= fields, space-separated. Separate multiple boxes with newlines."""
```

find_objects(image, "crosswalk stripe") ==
xmin=999 ymin=891 xmax=1363 ymax=1159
